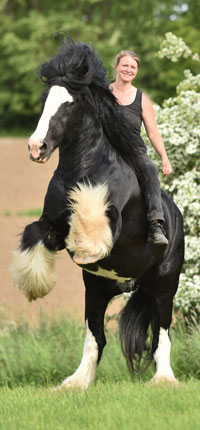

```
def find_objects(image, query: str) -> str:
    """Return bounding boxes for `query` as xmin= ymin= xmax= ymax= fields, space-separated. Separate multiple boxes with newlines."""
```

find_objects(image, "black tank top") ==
xmin=121 ymin=89 xmax=147 ymax=153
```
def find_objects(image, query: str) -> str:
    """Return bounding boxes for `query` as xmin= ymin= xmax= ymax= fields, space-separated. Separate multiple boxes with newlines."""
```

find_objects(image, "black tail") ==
xmin=119 ymin=288 xmax=156 ymax=372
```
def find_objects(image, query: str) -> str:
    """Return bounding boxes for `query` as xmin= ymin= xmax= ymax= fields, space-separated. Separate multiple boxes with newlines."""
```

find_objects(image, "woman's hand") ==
xmin=161 ymin=156 xmax=172 ymax=176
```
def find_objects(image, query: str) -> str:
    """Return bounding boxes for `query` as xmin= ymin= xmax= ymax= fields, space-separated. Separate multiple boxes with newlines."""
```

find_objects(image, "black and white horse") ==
xmin=11 ymin=39 xmax=184 ymax=390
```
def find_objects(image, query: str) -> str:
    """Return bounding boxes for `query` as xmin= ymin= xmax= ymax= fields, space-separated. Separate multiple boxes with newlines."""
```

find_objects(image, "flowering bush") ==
xmin=143 ymin=33 xmax=200 ymax=319
xmin=156 ymin=32 xmax=200 ymax=63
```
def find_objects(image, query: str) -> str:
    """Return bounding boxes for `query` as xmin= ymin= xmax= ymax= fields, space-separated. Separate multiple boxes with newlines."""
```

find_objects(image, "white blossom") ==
xmin=157 ymin=32 xmax=200 ymax=63
xmin=143 ymin=33 xmax=200 ymax=318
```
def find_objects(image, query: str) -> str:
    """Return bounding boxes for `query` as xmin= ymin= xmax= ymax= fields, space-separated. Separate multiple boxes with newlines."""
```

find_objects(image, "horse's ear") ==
xmin=107 ymin=204 xmax=122 ymax=244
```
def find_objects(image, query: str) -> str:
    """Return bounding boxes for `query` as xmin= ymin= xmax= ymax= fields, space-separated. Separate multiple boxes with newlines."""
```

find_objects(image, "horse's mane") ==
xmin=39 ymin=36 xmax=141 ymax=168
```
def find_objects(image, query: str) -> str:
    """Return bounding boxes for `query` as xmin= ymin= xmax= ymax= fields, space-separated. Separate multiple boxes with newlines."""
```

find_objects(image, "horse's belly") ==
xmin=83 ymin=239 xmax=165 ymax=283
xmin=84 ymin=265 xmax=132 ymax=283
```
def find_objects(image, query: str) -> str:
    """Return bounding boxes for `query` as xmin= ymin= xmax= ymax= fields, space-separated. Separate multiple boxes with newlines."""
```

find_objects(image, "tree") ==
xmin=1 ymin=0 xmax=199 ymax=130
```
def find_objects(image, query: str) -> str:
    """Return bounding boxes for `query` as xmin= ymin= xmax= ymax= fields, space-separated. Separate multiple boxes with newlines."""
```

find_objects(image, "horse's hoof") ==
xmin=50 ymin=385 xmax=62 ymax=394
xmin=73 ymin=254 xmax=100 ymax=265
xmin=51 ymin=383 xmax=86 ymax=393
xmin=50 ymin=384 xmax=73 ymax=394
xmin=148 ymin=376 xmax=179 ymax=387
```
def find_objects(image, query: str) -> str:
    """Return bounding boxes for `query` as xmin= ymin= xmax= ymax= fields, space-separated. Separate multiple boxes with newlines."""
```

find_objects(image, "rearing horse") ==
xmin=11 ymin=39 xmax=184 ymax=391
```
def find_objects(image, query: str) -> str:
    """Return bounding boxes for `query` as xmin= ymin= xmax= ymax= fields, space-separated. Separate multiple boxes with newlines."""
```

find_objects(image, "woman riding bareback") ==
xmin=110 ymin=50 xmax=172 ymax=245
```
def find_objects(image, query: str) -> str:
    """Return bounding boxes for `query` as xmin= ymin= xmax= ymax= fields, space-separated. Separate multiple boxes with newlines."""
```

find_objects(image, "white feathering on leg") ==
xmin=66 ymin=182 xmax=113 ymax=262
xmin=150 ymin=328 xmax=178 ymax=385
xmin=10 ymin=241 xmax=57 ymax=301
xmin=53 ymin=321 xmax=98 ymax=392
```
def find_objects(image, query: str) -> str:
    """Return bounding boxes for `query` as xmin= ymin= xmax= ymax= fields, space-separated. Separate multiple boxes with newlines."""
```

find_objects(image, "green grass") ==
xmin=0 ymin=209 xmax=42 ymax=217
xmin=0 ymin=314 xmax=200 ymax=429
xmin=0 ymin=381 xmax=200 ymax=430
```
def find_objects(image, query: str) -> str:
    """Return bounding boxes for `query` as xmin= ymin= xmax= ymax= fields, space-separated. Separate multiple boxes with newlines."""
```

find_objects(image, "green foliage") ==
xmin=1 ymin=0 xmax=199 ymax=129
xmin=0 ymin=314 xmax=84 ymax=387
xmin=171 ymin=321 xmax=200 ymax=380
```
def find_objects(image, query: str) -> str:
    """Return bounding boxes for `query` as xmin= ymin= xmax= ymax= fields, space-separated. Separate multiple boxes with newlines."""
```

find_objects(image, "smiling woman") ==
xmin=110 ymin=49 xmax=172 ymax=244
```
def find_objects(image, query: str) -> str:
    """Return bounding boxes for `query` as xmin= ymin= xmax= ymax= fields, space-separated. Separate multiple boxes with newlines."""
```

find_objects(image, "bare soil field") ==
xmin=0 ymin=138 xmax=122 ymax=324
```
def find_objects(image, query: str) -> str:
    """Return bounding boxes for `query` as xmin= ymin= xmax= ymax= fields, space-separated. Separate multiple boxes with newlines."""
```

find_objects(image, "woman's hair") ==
xmin=115 ymin=50 xmax=140 ymax=68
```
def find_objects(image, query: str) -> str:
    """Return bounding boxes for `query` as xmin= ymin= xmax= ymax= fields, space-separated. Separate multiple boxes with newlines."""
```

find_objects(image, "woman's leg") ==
xmin=140 ymin=156 xmax=164 ymax=223
xmin=134 ymin=155 xmax=168 ymax=245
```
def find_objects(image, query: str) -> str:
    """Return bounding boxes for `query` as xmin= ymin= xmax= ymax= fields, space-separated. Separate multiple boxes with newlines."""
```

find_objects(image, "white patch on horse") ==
xmin=29 ymin=85 xmax=73 ymax=143
xmin=66 ymin=182 xmax=113 ymax=263
xmin=151 ymin=327 xmax=178 ymax=385
xmin=55 ymin=321 xmax=98 ymax=391
xmin=10 ymin=241 xmax=57 ymax=302
xmin=85 ymin=266 xmax=132 ymax=283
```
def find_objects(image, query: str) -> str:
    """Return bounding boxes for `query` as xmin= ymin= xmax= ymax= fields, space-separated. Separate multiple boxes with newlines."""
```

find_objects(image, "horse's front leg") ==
xmin=55 ymin=272 xmax=119 ymax=392
xmin=11 ymin=217 xmax=66 ymax=301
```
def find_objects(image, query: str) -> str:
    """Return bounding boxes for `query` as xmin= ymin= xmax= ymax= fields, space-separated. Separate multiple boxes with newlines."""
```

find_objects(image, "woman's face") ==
xmin=116 ymin=55 xmax=138 ymax=83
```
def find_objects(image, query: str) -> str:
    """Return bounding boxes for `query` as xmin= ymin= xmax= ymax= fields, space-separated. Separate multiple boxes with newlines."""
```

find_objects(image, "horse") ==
xmin=11 ymin=38 xmax=184 ymax=391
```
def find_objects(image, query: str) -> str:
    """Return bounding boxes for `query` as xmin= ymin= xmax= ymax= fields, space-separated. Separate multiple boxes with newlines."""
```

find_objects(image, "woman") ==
xmin=110 ymin=50 xmax=172 ymax=245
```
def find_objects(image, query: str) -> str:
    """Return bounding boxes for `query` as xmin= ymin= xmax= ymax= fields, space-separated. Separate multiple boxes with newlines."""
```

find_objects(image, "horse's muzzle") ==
xmin=28 ymin=141 xmax=48 ymax=163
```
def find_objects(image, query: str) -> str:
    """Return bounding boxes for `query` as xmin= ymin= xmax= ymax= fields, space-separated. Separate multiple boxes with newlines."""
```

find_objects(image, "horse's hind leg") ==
xmin=144 ymin=260 xmax=183 ymax=386
xmin=146 ymin=215 xmax=184 ymax=385
xmin=150 ymin=294 xmax=178 ymax=385
xmin=55 ymin=272 xmax=119 ymax=392
xmin=11 ymin=216 xmax=65 ymax=301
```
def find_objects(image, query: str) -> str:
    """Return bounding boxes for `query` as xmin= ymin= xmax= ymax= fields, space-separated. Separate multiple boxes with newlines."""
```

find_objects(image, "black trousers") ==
xmin=134 ymin=152 xmax=164 ymax=223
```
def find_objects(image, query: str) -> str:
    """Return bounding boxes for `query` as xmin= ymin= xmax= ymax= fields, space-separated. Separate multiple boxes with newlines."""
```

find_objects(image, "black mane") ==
xmin=39 ymin=36 xmax=108 ymax=93
xmin=39 ymin=36 xmax=141 ymax=168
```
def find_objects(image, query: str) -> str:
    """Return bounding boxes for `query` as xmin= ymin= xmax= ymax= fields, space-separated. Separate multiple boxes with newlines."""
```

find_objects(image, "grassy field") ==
xmin=0 ymin=314 xmax=200 ymax=430
xmin=1 ymin=380 xmax=200 ymax=430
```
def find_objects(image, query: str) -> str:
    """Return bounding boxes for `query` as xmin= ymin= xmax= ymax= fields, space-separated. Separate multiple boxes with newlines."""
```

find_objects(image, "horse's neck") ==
xmin=57 ymin=116 xmax=106 ymax=183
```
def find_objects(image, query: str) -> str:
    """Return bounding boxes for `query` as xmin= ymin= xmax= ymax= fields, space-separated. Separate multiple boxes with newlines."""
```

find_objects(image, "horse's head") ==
xmin=28 ymin=37 xmax=110 ymax=163
xmin=28 ymin=85 xmax=74 ymax=163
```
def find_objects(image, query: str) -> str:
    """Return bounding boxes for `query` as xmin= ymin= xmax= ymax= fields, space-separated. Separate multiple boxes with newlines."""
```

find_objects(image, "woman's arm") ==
xmin=142 ymin=93 xmax=172 ymax=176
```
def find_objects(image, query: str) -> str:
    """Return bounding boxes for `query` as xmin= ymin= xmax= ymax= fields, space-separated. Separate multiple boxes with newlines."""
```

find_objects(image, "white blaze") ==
xmin=29 ymin=85 xmax=73 ymax=142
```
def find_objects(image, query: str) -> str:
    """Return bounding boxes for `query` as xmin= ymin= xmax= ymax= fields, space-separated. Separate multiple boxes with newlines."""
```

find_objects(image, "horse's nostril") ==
xmin=40 ymin=142 xmax=47 ymax=151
